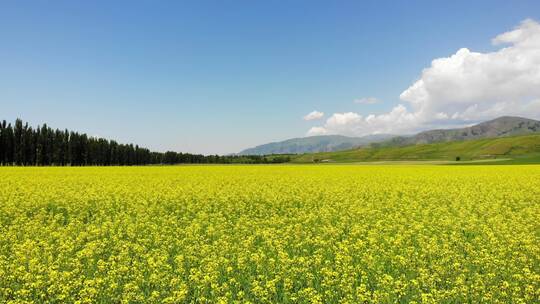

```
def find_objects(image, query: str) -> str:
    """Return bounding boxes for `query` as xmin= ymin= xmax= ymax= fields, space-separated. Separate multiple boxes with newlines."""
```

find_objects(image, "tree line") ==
xmin=0 ymin=119 xmax=290 ymax=166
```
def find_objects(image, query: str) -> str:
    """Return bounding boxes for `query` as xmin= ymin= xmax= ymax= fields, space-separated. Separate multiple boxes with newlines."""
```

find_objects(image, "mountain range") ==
xmin=238 ymin=134 xmax=394 ymax=155
xmin=239 ymin=116 xmax=540 ymax=155
xmin=385 ymin=116 xmax=540 ymax=146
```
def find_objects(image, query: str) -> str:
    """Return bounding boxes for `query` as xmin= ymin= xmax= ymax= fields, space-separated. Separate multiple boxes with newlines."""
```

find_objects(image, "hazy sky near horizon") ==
xmin=1 ymin=1 xmax=540 ymax=154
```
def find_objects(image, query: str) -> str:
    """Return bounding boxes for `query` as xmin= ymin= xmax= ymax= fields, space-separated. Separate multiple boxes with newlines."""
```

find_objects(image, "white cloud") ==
xmin=308 ymin=19 xmax=540 ymax=137
xmin=303 ymin=110 xmax=324 ymax=121
xmin=354 ymin=97 xmax=380 ymax=104
xmin=307 ymin=126 xmax=328 ymax=136
xmin=310 ymin=106 xmax=420 ymax=137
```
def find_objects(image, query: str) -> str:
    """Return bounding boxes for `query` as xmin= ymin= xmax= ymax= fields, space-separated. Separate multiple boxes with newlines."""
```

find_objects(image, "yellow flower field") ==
xmin=0 ymin=165 xmax=539 ymax=303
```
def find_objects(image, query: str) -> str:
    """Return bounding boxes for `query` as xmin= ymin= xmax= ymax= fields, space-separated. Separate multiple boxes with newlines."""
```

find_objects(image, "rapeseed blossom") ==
xmin=0 ymin=165 xmax=539 ymax=303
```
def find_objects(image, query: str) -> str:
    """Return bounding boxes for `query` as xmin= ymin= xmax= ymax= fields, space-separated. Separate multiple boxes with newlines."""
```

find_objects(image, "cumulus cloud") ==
xmin=303 ymin=110 xmax=324 ymax=121
xmin=307 ymin=126 xmax=328 ymax=136
xmin=309 ymin=19 xmax=540 ymax=137
xmin=354 ymin=97 xmax=380 ymax=104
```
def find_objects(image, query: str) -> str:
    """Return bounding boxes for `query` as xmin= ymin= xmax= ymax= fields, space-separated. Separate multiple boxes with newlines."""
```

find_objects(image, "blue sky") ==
xmin=1 ymin=1 xmax=539 ymax=154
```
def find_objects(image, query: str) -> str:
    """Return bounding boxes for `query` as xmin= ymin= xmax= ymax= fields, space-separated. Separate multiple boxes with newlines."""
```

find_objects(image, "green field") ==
xmin=291 ymin=134 xmax=540 ymax=164
xmin=451 ymin=153 xmax=540 ymax=165
xmin=1 ymin=165 xmax=539 ymax=303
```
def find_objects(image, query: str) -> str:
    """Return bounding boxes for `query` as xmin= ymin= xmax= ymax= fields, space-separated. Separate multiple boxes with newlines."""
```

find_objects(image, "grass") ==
xmin=290 ymin=134 xmax=540 ymax=164
xmin=450 ymin=153 xmax=540 ymax=165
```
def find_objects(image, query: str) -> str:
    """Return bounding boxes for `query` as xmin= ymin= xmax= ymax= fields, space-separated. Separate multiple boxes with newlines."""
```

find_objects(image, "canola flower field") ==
xmin=0 ymin=165 xmax=539 ymax=303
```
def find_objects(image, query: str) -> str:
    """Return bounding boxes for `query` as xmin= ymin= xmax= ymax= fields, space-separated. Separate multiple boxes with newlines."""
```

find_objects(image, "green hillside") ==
xmin=291 ymin=134 xmax=540 ymax=163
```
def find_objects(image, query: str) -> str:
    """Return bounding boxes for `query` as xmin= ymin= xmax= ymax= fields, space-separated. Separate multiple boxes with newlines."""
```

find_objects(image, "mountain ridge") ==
xmin=239 ymin=116 xmax=540 ymax=155
xmin=238 ymin=134 xmax=394 ymax=155
xmin=384 ymin=116 xmax=540 ymax=146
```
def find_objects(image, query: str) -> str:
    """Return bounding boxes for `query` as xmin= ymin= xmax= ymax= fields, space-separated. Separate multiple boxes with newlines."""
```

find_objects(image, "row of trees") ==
xmin=0 ymin=119 xmax=290 ymax=166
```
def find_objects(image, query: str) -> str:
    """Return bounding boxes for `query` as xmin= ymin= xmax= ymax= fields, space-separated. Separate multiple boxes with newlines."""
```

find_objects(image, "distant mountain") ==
xmin=239 ymin=116 xmax=540 ymax=156
xmin=238 ymin=134 xmax=394 ymax=155
xmin=386 ymin=116 xmax=540 ymax=146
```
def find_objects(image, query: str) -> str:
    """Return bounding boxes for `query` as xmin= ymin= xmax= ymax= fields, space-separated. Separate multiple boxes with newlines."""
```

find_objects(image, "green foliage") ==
xmin=0 ymin=119 xmax=289 ymax=165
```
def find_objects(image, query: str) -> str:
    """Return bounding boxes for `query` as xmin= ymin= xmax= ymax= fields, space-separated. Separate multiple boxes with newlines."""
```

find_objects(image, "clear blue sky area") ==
xmin=1 ymin=0 xmax=539 ymax=154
